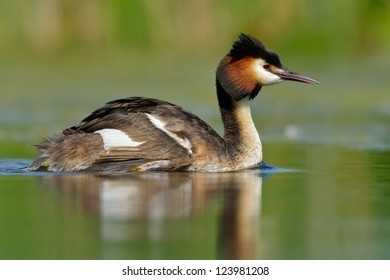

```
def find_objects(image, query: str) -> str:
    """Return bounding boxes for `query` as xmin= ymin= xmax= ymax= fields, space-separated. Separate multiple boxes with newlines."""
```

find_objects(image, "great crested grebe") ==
xmin=29 ymin=33 xmax=319 ymax=173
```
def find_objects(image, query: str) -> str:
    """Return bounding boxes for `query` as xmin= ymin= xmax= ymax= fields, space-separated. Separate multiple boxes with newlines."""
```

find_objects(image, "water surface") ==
xmin=0 ymin=142 xmax=389 ymax=259
xmin=0 ymin=57 xmax=389 ymax=259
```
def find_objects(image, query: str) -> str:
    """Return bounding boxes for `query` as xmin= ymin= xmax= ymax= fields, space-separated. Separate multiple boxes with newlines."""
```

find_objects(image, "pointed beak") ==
xmin=274 ymin=68 xmax=319 ymax=84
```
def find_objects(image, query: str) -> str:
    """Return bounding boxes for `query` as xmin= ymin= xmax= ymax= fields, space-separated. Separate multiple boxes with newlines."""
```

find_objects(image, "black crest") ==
xmin=229 ymin=33 xmax=282 ymax=67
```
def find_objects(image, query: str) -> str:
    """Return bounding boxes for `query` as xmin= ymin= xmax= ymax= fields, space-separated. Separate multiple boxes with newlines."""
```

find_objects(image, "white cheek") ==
xmin=255 ymin=65 xmax=283 ymax=85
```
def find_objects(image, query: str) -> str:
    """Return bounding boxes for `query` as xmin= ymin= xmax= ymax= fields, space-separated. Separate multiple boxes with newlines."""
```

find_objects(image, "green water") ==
xmin=0 ymin=144 xmax=389 ymax=259
xmin=0 ymin=56 xmax=389 ymax=259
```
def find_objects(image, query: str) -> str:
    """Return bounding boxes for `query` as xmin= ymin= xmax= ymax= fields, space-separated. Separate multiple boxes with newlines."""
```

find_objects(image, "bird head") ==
xmin=216 ymin=33 xmax=319 ymax=101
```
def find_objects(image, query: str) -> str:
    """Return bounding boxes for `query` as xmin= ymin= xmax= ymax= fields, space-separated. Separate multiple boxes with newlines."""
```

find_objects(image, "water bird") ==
xmin=29 ymin=33 xmax=319 ymax=172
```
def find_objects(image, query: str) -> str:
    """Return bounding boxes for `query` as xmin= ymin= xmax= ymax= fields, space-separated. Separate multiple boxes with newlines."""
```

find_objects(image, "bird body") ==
xmin=29 ymin=34 xmax=318 ymax=173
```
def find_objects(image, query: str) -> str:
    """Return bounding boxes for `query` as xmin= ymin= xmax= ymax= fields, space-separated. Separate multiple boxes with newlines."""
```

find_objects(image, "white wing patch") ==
xmin=145 ymin=113 xmax=192 ymax=153
xmin=95 ymin=129 xmax=144 ymax=150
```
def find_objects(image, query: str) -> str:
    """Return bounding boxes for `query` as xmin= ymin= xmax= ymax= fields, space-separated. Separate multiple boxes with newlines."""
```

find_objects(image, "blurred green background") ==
xmin=1 ymin=0 xmax=390 ymax=260
xmin=1 ymin=0 xmax=389 ymax=56
xmin=0 ymin=0 xmax=389 ymax=156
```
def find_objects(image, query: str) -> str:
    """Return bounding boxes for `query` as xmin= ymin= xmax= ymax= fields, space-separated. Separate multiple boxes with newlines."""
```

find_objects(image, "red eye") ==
xmin=263 ymin=64 xmax=270 ymax=70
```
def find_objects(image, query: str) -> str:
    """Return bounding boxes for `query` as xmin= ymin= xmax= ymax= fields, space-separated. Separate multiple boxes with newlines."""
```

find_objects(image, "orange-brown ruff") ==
xmin=29 ymin=34 xmax=319 ymax=173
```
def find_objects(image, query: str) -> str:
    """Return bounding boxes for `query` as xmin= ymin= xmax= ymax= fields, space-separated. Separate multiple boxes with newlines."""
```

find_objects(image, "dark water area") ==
xmin=0 ymin=142 xmax=389 ymax=260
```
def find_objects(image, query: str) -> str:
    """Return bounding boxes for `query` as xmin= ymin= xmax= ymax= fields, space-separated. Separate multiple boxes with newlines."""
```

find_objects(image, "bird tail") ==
xmin=28 ymin=133 xmax=103 ymax=172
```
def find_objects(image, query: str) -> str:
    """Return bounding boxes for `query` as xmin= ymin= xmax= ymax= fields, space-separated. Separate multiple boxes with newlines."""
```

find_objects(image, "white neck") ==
xmin=222 ymin=97 xmax=262 ymax=169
